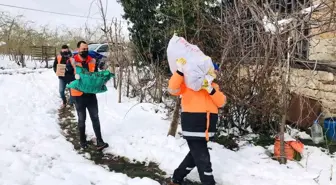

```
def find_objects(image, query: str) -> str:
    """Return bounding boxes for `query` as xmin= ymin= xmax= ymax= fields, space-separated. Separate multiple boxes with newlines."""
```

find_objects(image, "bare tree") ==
xmin=97 ymin=0 xmax=117 ymax=89
xmin=211 ymin=0 xmax=336 ymax=164
xmin=167 ymin=98 xmax=181 ymax=136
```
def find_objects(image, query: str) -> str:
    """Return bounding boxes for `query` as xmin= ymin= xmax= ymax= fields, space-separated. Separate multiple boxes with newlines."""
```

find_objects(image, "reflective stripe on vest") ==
xmin=182 ymin=131 xmax=215 ymax=138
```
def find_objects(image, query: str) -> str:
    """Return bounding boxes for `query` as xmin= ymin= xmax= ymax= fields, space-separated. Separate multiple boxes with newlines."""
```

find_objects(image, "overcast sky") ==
xmin=0 ymin=0 xmax=128 ymax=36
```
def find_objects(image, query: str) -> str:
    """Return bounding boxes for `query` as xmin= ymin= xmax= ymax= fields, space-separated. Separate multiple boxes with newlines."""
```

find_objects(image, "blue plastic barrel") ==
xmin=324 ymin=117 xmax=336 ymax=141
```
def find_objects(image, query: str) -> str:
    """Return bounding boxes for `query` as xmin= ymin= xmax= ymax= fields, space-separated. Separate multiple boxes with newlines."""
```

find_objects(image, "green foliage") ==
xmin=117 ymin=0 xmax=222 ymax=64
xmin=214 ymin=133 xmax=240 ymax=150
xmin=117 ymin=0 xmax=165 ymax=63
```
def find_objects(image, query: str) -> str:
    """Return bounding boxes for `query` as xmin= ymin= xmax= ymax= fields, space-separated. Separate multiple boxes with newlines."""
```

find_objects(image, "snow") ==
xmin=301 ymin=4 xmax=321 ymax=14
xmin=0 ymin=68 xmax=49 ymax=75
xmin=262 ymin=16 xmax=293 ymax=34
xmin=204 ymin=1 xmax=218 ymax=8
xmin=286 ymin=126 xmax=313 ymax=140
xmin=0 ymin=55 xmax=53 ymax=70
xmin=262 ymin=3 xmax=322 ymax=34
xmin=1 ymin=57 xmax=336 ymax=185
xmin=93 ymin=85 xmax=336 ymax=184
xmin=0 ymin=62 xmax=159 ymax=185
xmin=284 ymin=133 xmax=297 ymax=142
xmin=299 ymin=132 xmax=313 ymax=140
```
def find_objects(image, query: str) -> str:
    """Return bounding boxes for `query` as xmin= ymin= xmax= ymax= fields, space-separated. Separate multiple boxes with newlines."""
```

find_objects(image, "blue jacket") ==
xmin=72 ymin=50 xmax=106 ymax=60
xmin=72 ymin=50 xmax=107 ymax=71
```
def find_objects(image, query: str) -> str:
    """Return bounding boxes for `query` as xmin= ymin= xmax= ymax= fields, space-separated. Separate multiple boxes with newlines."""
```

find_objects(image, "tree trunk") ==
xmin=126 ymin=66 xmax=130 ymax=97
xmin=113 ymin=65 xmax=117 ymax=89
xmin=140 ymin=86 xmax=146 ymax=103
xmin=117 ymin=67 xmax=123 ymax=103
xmin=44 ymin=57 xmax=48 ymax=68
xmin=20 ymin=53 xmax=26 ymax=68
xmin=167 ymin=98 xmax=181 ymax=137
xmin=279 ymin=37 xmax=292 ymax=165
xmin=158 ymin=73 xmax=163 ymax=103
xmin=154 ymin=70 xmax=159 ymax=103
xmin=280 ymin=87 xmax=288 ymax=164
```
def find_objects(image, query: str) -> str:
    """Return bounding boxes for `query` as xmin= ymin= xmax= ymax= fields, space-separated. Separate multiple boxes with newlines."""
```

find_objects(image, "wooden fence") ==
xmin=30 ymin=46 xmax=56 ymax=68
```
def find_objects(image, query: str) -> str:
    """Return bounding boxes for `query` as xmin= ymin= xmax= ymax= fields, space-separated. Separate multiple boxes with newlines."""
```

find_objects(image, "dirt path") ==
xmin=57 ymin=106 xmax=201 ymax=185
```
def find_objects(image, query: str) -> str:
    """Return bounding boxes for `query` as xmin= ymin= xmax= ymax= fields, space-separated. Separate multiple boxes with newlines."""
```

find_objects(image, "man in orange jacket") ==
xmin=70 ymin=41 xmax=108 ymax=151
xmin=168 ymin=58 xmax=226 ymax=185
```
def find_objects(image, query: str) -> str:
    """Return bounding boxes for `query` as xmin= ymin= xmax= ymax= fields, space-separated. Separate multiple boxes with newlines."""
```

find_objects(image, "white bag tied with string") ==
xmin=167 ymin=35 xmax=215 ymax=91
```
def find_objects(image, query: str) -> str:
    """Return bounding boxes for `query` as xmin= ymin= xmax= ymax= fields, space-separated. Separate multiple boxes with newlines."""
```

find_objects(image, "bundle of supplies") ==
xmin=167 ymin=35 xmax=215 ymax=91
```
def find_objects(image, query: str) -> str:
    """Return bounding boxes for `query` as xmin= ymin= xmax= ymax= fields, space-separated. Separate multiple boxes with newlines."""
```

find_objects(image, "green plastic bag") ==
xmin=67 ymin=66 xmax=114 ymax=94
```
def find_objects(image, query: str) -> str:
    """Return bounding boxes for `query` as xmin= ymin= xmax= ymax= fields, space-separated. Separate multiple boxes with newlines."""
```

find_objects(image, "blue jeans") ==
xmin=59 ymin=78 xmax=73 ymax=104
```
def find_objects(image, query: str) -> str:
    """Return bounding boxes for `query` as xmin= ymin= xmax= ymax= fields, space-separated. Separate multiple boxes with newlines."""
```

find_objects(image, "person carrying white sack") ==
xmin=168 ymin=57 xmax=226 ymax=185
xmin=167 ymin=34 xmax=217 ymax=91
xmin=166 ymin=34 xmax=227 ymax=185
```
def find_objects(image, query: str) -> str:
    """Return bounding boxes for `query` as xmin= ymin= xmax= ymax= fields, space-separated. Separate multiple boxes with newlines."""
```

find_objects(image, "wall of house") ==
xmin=289 ymin=68 xmax=336 ymax=117
xmin=309 ymin=33 xmax=336 ymax=61
xmin=292 ymin=0 xmax=336 ymax=120
xmin=309 ymin=0 xmax=336 ymax=61
xmin=238 ymin=66 xmax=336 ymax=118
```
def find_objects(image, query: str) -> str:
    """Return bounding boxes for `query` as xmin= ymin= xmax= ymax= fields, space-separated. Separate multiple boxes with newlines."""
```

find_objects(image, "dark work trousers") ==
xmin=172 ymin=139 xmax=216 ymax=185
xmin=73 ymin=93 xmax=103 ymax=144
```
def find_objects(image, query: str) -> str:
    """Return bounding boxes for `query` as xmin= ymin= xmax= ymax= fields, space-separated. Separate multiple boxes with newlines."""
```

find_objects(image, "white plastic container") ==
xmin=311 ymin=120 xmax=324 ymax=144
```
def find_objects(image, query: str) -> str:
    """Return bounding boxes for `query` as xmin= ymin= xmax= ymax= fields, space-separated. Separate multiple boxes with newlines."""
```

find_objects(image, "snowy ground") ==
xmin=0 ymin=55 xmax=53 ymax=70
xmin=1 ymin=58 xmax=335 ymax=185
xmin=0 ymin=69 xmax=159 ymax=185
xmin=93 ymin=85 xmax=336 ymax=185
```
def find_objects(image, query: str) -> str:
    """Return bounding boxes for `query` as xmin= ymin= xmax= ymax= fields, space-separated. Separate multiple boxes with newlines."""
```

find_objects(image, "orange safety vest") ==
xmin=57 ymin=55 xmax=70 ymax=64
xmin=70 ymin=54 xmax=96 ymax=97
xmin=168 ymin=71 xmax=227 ymax=141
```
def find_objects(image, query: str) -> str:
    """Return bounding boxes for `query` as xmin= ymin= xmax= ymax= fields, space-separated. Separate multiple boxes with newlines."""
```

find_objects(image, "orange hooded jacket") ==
xmin=168 ymin=71 xmax=227 ymax=141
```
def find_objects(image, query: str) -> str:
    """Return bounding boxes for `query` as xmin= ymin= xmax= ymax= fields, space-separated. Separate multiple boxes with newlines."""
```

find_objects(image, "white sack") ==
xmin=167 ymin=35 xmax=214 ymax=91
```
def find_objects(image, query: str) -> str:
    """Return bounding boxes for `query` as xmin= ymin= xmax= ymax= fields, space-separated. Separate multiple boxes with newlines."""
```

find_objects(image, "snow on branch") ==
xmin=262 ymin=16 xmax=293 ymax=34
xmin=262 ymin=2 xmax=324 ymax=34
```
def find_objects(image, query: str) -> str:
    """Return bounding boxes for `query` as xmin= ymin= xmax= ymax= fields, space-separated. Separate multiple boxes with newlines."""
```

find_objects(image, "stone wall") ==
xmin=309 ymin=0 xmax=336 ymax=61
xmin=289 ymin=68 xmax=336 ymax=117
xmin=238 ymin=66 xmax=336 ymax=117
xmin=296 ymin=0 xmax=336 ymax=117
xmin=309 ymin=35 xmax=336 ymax=61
